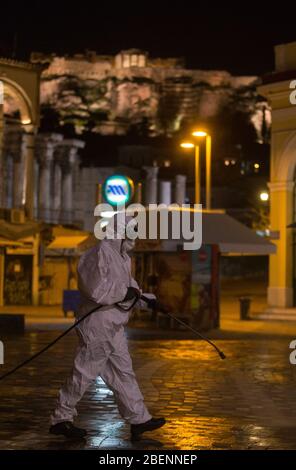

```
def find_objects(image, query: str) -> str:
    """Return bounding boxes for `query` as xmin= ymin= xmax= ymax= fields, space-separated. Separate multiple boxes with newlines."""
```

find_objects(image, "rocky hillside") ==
xmin=31 ymin=53 xmax=270 ymax=141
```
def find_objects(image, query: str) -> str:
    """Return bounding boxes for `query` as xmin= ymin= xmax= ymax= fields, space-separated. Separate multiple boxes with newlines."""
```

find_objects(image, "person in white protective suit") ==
xmin=49 ymin=214 xmax=165 ymax=439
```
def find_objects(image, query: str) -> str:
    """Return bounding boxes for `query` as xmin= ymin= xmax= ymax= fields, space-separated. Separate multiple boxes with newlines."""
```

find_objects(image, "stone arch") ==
xmin=1 ymin=76 xmax=33 ymax=124
xmin=0 ymin=59 xmax=42 ymax=218
xmin=0 ymin=59 xmax=42 ymax=127
xmin=277 ymin=131 xmax=296 ymax=182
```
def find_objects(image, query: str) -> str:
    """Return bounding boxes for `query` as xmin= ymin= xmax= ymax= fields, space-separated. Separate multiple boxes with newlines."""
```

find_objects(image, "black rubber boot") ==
xmin=49 ymin=421 xmax=87 ymax=439
xmin=131 ymin=417 xmax=166 ymax=439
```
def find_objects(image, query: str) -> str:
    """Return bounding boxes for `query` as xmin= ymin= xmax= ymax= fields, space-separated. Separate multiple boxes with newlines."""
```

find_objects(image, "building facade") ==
xmin=258 ymin=42 xmax=296 ymax=314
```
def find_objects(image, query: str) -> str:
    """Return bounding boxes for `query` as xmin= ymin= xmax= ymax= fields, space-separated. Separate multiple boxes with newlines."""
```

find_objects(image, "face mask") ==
xmin=122 ymin=239 xmax=136 ymax=252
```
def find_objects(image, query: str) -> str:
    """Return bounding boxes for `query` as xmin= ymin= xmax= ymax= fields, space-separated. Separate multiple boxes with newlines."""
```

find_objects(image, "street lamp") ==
xmin=192 ymin=131 xmax=207 ymax=137
xmin=180 ymin=142 xmax=200 ymax=204
xmin=192 ymin=130 xmax=212 ymax=210
xmin=259 ymin=191 xmax=269 ymax=202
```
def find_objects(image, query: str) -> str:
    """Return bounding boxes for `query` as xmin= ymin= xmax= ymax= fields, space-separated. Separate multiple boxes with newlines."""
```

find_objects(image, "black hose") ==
xmin=141 ymin=295 xmax=226 ymax=360
xmin=0 ymin=291 xmax=225 ymax=382
xmin=165 ymin=311 xmax=226 ymax=360
xmin=0 ymin=295 xmax=140 ymax=382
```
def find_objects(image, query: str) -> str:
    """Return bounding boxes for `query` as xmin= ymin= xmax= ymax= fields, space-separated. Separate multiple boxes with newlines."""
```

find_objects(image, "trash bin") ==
xmin=239 ymin=297 xmax=251 ymax=320
xmin=63 ymin=290 xmax=81 ymax=317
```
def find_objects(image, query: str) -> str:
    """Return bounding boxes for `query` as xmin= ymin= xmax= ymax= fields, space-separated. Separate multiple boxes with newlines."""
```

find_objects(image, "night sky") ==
xmin=1 ymin=4 xmax=296 ymax=76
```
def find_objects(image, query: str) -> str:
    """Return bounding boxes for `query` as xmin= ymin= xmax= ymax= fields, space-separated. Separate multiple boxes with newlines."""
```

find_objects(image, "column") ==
xmin=268 ymin=181 xmax=294 ymax=308
xmin=32 ymin=233 xmax=40 ymax=306
xmin=2 ymin=125 xmax=26 ymax=209
xmin=62 ymin=158 xmax=74 ymax=224
xmin=5 ymin=154 xmax=13 ymax=208
xmin=23 ymin=125 xmax=36 ymax=220
xmin=55 ymin=139 xmax=84 ymax=224
xmin=0 ymin=101 xmax=4 ymax=207
xmin=33 ymin=158 xmax=39 ymax=219
xmin=144 ymin=166 xmax=159 ymax=205
xmin=159 ymin=181 xmax=172 ymax=205
xmin=52 ymin=161 xmax=62 ymax=224
xmin=35 ymin=134 xmax=62 ymax=222
xmin=175 ymin=174 xmax=187 ymax=205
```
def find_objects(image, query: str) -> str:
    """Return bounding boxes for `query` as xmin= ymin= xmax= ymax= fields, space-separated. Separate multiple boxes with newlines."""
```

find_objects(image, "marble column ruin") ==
xmin=175 ymin=174 xmax=187 ymax=205
xmin=159 ymin=180 xmax=172 ymax=205
xmin=2 ymin=125 xmax=27 ymax=209
xmin=0 ymin=101 xmax=4 ymax=208
xmin=54 ymin=139 xmax=84 ymax=224
xmin=35 ymin=134 xmax=62 ymax=222
xmin=144 ymin=166 xmax=159 ymax=205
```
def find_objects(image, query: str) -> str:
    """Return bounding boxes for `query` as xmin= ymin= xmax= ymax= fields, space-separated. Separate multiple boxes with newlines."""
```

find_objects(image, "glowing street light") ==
xmin=180 ymin=142 xmax=195 ymax=149
xmin=191 ymin=129 xmax=212 ymax=210
xmin=180 ymin=141 xmax=200 ymax=204
xmin=260 ymin=191 xmax=269 ymax=202
xmin=192 ymin=130 xmax=207 ymax=137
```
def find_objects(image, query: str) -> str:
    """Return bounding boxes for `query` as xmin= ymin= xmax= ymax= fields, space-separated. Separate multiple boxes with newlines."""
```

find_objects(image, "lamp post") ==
xmin=180 ymin=142 xmax=200 ymax=204
xmin=259 ymin=191 xmax=269 ymax=202
xmin=192 ymin=130 xmax=212 ymax=210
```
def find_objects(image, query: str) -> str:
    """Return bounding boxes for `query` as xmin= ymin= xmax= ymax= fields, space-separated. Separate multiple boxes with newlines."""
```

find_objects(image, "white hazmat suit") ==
xmin=50 ymin=217 xmax=152 ymax=426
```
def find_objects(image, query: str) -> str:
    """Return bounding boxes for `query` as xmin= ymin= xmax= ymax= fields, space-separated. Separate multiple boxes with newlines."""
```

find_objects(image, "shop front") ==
xmin=0 ymin=220 xmax=41 ymax=306
xmin=133 ymin=209 xmax=275 ymax=330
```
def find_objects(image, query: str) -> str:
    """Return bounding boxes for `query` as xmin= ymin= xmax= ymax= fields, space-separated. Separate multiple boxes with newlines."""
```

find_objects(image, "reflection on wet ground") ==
xmin=0 ymin=332 xmax=296 ymax=449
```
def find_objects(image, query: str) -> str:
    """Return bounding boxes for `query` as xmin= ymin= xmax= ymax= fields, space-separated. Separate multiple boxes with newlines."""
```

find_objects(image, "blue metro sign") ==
xmin=103 ymin=175 xmax=134 ymax=206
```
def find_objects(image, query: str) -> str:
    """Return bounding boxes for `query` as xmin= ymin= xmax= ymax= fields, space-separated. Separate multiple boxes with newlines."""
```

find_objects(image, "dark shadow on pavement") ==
xmin=46 ymin=437 xmax=87 ymax=450
xmin=131 ymin=437 xmax=164 ymax=448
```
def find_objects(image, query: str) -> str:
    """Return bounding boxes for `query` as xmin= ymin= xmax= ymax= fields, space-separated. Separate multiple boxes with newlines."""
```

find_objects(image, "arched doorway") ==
xmin=0 ymin=59 xmax=41 ymax=218
xmin=0 ymin=60 xmax=42 ymax=306
xmin=1 ymin=76 xmax=33 ymax=124
xmin=1 ymin=79 xmax=32 ymax=210
xmin=278 ymin=133 xmax=296 ymax=307
xmin=267 ymin=132 xmax=296 ymax=309
xmin=257 ymin=42 xmax=296 ymax=313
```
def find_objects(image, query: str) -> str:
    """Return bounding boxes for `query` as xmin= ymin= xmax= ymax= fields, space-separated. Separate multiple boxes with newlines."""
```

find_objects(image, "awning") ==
xmin=0 ymin=219 xmax=44 ymax=240
xmin=135 ymin=208 xmax=276 ymax=255
xmin=0 ymin=220 xmax=90 ymax=250
xmin=46 ymin=226 xmax=90 ymax=249
xmin=132 ymin=208 xmax=276 ymax=255
xmin=76 ymin=209 xmax=276 ymax=255
xmin=0 ymin=238 xmax=24 ymax=247
xmin=201 ymin=212 xmax=276 ymax=254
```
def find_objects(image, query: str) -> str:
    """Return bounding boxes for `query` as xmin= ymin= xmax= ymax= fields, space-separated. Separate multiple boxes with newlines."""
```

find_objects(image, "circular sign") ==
xmin=103 ymin=175 xmax=134 ymax=206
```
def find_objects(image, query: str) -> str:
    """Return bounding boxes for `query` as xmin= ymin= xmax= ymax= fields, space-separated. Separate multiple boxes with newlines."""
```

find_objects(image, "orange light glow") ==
xmin=192 ymin=130 xmax=208 ymax=137
xmin=180 ymin=142 xmax=195 ymax=149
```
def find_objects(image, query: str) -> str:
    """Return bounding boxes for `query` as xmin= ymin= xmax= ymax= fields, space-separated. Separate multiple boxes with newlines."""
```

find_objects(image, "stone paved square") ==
xmin=1 ymin=328 xmax=296 ymax=450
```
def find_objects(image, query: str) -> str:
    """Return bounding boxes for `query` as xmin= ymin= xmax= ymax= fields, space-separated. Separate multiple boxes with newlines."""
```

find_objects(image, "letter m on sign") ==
xmin=107 ymin=185 xmax=126 ymax=195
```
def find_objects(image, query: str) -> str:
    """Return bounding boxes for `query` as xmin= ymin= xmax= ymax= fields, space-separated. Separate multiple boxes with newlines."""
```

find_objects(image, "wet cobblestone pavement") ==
xmin=1 ymin=331 xmax=296 ymax=450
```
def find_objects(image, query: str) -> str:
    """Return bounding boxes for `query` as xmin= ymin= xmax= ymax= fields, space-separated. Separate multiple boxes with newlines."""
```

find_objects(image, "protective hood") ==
xmin=104 ymin=213 xmax=137 ymax=254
